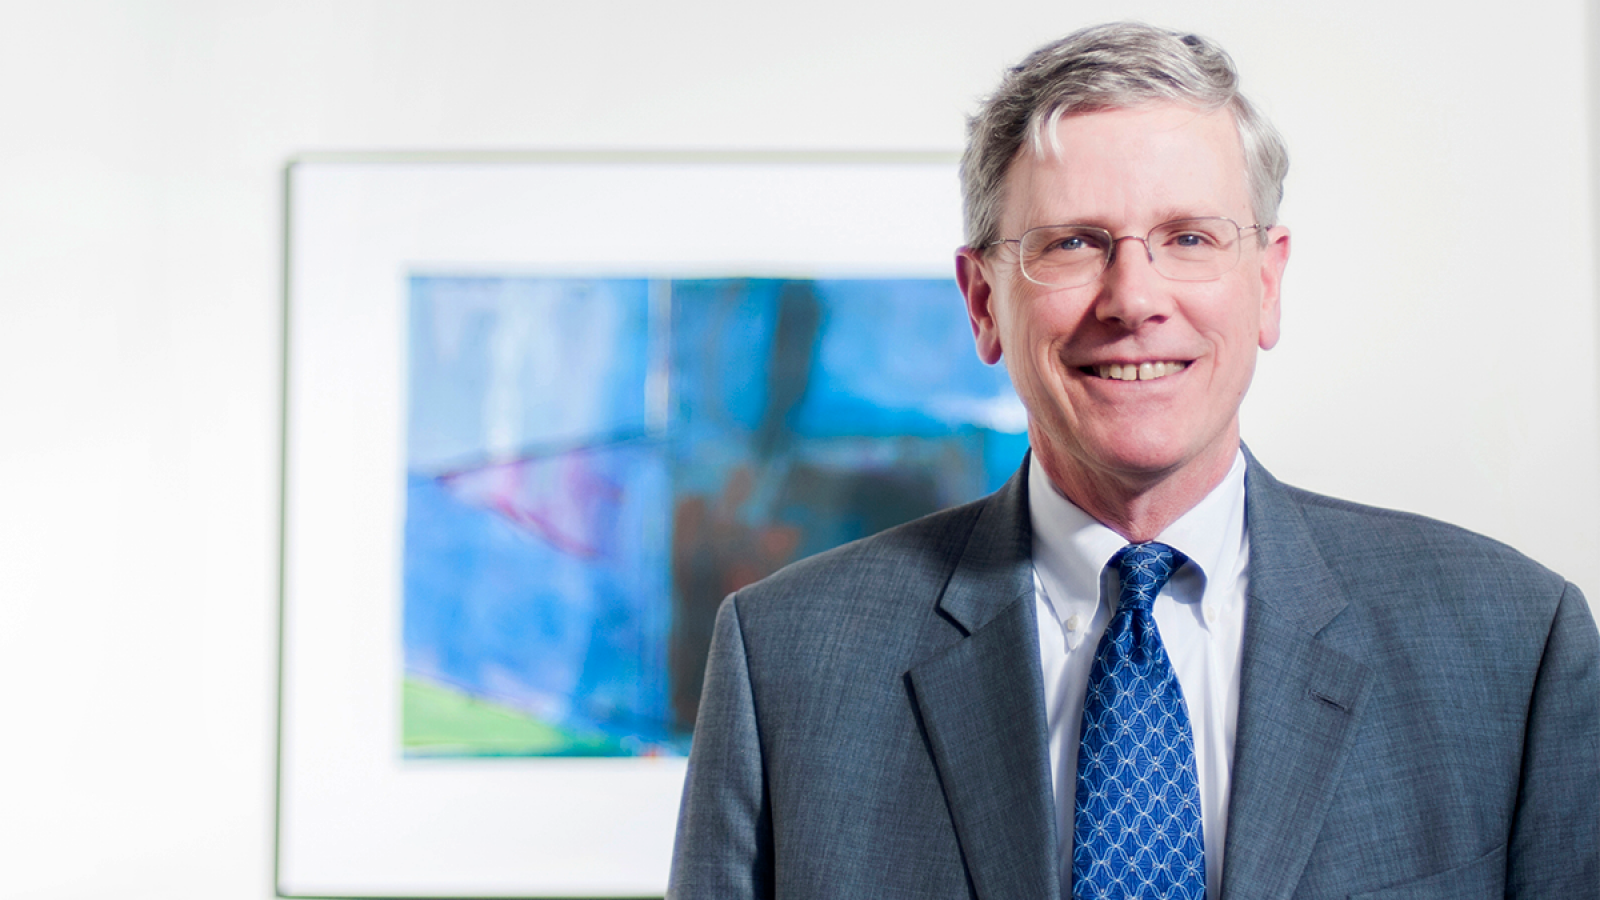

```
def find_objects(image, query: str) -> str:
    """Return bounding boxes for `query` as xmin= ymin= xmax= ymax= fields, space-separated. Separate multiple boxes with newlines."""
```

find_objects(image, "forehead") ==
xmin=1002 ymin=103 xmax=1250 ymax=230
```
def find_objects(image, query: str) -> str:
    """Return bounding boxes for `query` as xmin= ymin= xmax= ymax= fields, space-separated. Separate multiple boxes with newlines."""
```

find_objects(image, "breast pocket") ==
xmin=1347 ymin=843 xmax=1506 ymax=900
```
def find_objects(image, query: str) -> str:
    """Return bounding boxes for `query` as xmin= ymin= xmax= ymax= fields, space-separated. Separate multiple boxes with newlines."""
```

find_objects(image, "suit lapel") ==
xmin=903 ymin=452 xmax=1377 ymax=900
xmin=908 ymin=464 xmax=1060 ymax=900
xmin=1221 ymin=454 xmax=1375 ymax=900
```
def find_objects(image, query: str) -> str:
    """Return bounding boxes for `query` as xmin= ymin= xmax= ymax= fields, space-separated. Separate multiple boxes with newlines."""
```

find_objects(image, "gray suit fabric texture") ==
xmin=667 ymin=452 xmax=1600 ymax=899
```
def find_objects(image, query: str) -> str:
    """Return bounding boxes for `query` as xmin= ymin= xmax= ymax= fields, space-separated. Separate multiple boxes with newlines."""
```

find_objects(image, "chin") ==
xmin=1095 ymin=447 xmax=1190 ymax=481
xmin=1081 ymin=421 xmax=1189 ymax=468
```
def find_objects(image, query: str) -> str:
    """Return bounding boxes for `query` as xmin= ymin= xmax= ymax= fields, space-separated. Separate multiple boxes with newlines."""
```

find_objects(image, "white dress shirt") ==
xmin=1030 ymin=450 xmax=1250 ymax=900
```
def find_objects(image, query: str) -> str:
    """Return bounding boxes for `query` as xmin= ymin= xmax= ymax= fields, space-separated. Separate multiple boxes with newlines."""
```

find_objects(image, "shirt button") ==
xmin=1204 ymin=607 xmax=1217 ymax=624
xmin=1066 ymin=615 xmax=1081 ymax=632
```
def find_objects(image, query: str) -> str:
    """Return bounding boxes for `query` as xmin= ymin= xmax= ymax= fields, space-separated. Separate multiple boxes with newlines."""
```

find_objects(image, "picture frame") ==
xmin=275 ymin=152 xmax=1024 ymax=898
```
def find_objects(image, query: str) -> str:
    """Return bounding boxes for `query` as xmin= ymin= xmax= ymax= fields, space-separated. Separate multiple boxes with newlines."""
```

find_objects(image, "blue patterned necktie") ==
xmin=1073 ymin=542 xmax=1205 ymax=900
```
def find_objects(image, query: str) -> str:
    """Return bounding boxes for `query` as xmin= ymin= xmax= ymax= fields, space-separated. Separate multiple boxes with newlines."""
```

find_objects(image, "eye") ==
xmin=1169 ymin=231 xmax=1217 ymax=248
xmin=1156 ymin=218 xmax=1237 ymax=252
xmin=1039 ymin=229 xmax=1107 ymax=254
xmin=1020 ymin=226 xmax=1110 ymax=286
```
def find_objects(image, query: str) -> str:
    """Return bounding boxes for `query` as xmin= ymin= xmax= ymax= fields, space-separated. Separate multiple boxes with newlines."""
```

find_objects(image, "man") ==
xmin=668 ymin=22 xmax=1599 ymax=899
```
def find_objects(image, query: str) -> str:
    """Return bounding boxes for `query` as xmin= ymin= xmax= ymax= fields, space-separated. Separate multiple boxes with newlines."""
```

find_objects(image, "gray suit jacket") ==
xmin=668 ymin=453 xmax=1599 ymax=899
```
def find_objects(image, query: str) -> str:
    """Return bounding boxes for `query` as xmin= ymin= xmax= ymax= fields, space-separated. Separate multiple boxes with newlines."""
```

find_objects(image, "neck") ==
xmin=1033 ymin=441 xmax=1239 ymax=544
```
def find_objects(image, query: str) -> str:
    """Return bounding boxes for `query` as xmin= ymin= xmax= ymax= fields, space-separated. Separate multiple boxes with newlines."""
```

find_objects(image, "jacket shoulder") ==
xmin=1262 ymin=472 xmax=1571 ymax=602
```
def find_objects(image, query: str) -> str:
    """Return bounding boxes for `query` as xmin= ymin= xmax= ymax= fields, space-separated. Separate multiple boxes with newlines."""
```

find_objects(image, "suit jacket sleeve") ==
xmin=667 ymin=593 xmax=772 ymax=900
xmin=1507 ymin=580 xmax=1599 ymax=898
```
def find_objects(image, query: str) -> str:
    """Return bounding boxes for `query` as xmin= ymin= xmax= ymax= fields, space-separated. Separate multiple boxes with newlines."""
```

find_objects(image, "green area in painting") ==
xmin=402 ymin=677 xmax=625 ymax=757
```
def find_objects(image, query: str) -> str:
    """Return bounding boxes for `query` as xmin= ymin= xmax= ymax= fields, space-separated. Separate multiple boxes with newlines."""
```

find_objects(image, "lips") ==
xmin=1084 ymin=361 xmax=1190 ymax=381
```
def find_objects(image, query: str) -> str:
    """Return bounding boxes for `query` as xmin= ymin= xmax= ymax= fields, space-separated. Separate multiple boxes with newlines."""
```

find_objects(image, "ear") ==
xmin=1256 ymin=226 xmax=1290 ymax=351
xmin=956 ymin=247 xmax=1005 ymax=365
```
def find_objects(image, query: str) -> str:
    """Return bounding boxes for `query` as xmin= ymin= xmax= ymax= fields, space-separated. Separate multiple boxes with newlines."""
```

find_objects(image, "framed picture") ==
xmin=277 ymin=153 xmax=1026 ymax=898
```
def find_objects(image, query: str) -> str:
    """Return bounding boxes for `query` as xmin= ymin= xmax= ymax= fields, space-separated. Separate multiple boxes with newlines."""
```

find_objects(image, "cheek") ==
xmin=1194 ymin=283 xmax=1264 ymax=355
xmin=1003 ymin=290 xmax=1083 ymax=343
xmin=1213 ymin=312 xmax=1265 ymax=390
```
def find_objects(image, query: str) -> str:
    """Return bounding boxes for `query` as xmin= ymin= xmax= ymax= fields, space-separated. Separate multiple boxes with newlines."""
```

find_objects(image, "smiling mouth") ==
xmin=1083 ymin=361 xmax=1190 ymax=382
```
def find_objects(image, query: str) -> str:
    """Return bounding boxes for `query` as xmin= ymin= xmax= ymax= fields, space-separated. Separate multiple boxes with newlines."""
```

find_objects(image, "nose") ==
xmin=1094 ymin=234 xmax=1171 ymax=329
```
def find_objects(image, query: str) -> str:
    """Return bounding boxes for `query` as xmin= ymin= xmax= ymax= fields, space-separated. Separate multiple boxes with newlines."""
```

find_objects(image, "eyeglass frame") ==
xmin=982 ymin=216 xmax=1270 ymax=289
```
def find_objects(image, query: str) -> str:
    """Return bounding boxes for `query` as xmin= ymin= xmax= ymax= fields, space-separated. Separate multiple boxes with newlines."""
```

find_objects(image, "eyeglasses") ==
xmin=987 ymin=217 xmax=1265 ymax=289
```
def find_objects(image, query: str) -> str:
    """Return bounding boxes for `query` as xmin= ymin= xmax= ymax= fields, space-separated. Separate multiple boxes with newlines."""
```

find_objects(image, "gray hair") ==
xmin=960 ymin=22 xmax=1288 ymax=248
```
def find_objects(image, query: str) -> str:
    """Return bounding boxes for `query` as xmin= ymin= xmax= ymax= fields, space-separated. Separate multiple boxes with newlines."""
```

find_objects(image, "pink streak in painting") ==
xmin=440 ymin=450 xmax=622 ymax=560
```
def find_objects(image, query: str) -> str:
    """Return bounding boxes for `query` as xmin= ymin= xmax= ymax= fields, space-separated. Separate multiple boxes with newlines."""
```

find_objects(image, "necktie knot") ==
xmin=1112 ymin=541 xmax=1186 ymax=614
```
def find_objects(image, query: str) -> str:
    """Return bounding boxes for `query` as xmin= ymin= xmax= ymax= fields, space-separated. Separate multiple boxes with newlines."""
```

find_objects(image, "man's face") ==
xmin=957 ymin=104 xmax=1290 ymax=505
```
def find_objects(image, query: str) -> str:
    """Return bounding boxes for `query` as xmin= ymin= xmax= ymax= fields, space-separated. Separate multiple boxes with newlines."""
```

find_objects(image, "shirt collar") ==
xmin=1029 ymin=449 xmax=1249 ymax=628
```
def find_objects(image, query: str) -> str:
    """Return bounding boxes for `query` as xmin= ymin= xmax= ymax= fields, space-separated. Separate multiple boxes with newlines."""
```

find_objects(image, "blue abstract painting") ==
xmin=402 ymin=275 xmax=1026 ymax=757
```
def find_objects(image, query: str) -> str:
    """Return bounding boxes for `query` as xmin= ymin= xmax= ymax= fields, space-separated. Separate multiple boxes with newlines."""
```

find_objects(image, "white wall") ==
xmin=0 ymin=2 xmax=1593 ymax=898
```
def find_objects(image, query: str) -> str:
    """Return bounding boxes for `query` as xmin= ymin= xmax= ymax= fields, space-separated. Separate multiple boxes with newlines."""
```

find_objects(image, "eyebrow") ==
xmin=1036 ymin=209 xmax=1219 ymax=229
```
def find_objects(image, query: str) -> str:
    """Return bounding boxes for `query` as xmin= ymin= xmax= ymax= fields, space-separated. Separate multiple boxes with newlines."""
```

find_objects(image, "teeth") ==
xmin=1094 ymin=361 xmax=1188 ymax=381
